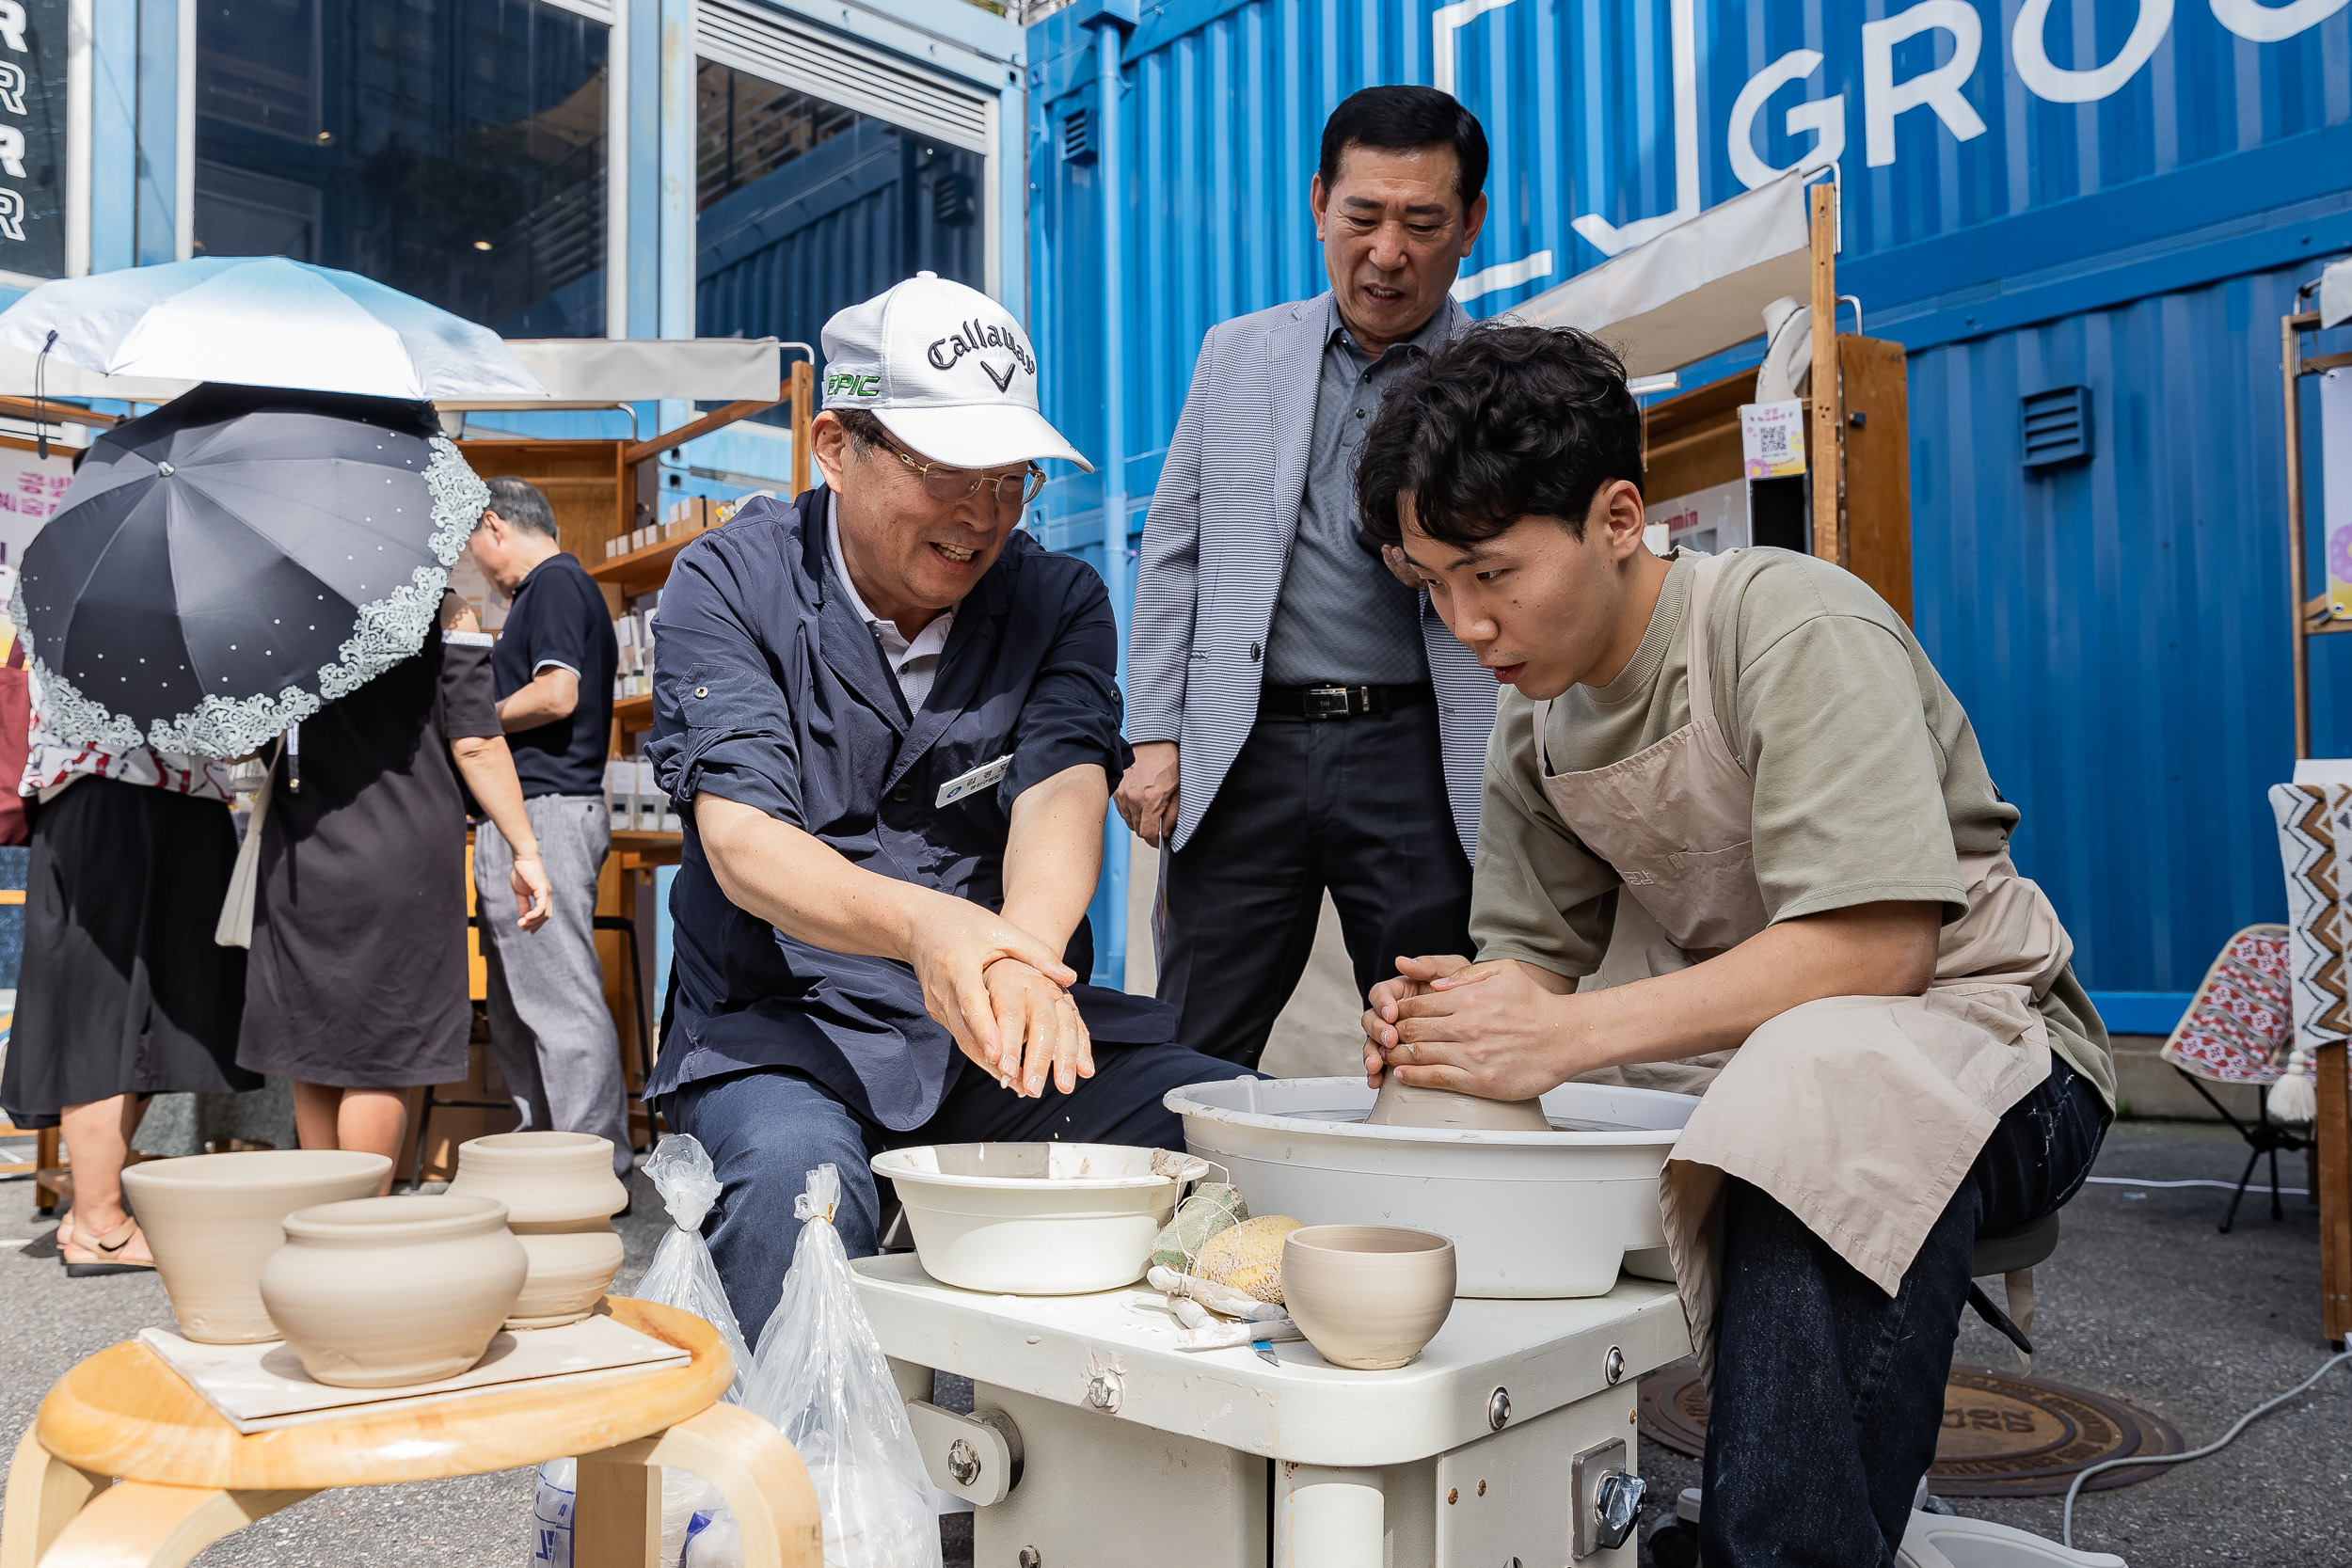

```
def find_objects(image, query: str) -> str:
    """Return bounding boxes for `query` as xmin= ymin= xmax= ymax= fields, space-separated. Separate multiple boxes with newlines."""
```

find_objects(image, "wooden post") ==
xmin=34 ymin=1126 xmax=62 ymax=1212
xmin=2320 ymin=1040 xmax=2350 ymax=1347
xmin=1808 ymin=182 xmax=1841 ymax=565
xmin=789 ymin=358 xmax=815 ymax=500
xmin=2287 ymin=311 xmax=2316 ymax=761
xmin=573 ymin=1452 xmax=663 ymax=1568
xmin=1837 ymin=335 xmax=1914 ymax=625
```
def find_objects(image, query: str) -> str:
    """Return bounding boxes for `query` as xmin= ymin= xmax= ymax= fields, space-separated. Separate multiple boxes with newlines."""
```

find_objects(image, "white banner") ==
xmin=0 ymin=438 xmax=71 ymax=567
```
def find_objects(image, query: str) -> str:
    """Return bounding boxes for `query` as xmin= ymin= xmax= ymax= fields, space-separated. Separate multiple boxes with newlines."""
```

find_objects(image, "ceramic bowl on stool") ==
xmin=259 ymin=1196 xmax=527 ymax=1387
xmin=1280 ymin=1225 xmax=1456 ymax=1370
xmin=445 ymin=1132 xmax=628 ymax=1328
xmin=121 ymin=1148 xmax=392 ymax=1343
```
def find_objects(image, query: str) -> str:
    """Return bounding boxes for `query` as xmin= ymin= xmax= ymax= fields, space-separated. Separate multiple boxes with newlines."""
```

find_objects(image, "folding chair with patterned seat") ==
xmin=2161 ymin=924 xmax=2314 ymax=1232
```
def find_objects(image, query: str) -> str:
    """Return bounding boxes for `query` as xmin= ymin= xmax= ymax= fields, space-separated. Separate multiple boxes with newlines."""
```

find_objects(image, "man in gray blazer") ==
xmin=1115 ymin=87 xmax=1500 ymax=1067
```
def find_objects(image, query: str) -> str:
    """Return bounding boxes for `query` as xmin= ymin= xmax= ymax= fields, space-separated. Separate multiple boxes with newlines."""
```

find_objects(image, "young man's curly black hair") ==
xmin=1354 ymin=324 xmax=1645 ymax=548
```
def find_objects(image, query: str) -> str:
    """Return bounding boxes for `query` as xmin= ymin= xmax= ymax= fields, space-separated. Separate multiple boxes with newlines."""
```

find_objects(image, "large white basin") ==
xmin=1167 ymin=1077 xmax=1698 ymax=1299
xmin=871 ymin=1143 xmax=1181 ymax=1295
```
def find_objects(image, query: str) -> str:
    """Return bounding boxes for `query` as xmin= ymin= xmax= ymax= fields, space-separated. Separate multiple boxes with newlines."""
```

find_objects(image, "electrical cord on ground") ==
xmin=2061 ymin=1348 xmax=2351 ymax=1549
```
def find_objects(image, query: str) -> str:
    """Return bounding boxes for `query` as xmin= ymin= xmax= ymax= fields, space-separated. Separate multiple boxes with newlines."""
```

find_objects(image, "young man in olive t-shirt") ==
xmin=1350 ymin=325 xmax=2112 ymax=1566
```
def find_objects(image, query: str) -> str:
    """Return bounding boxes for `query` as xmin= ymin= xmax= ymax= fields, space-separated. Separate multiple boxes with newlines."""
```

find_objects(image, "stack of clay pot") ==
xmin=446 ymin=1132 xmax=629 ymax=1329
xmin=126 ymin=1148 xmax=532 ymax=1389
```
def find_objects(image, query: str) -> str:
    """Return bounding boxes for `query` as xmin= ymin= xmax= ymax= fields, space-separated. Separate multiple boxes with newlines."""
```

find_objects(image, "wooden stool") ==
xmin=1 ymin=1297 xmax=819 ymax=1568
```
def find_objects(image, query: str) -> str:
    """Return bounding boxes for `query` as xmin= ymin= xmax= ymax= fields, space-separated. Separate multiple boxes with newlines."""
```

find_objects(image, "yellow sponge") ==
xmin=1195 ymin=1214 xmax=1304 ymax=1304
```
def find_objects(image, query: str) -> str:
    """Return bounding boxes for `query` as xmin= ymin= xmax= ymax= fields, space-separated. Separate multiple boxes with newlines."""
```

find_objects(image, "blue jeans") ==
xmin=1701 ymin=1052 xmax=2109 ymax=1567
xmin=664 ymin=1042 xmax=1248 ymax=1338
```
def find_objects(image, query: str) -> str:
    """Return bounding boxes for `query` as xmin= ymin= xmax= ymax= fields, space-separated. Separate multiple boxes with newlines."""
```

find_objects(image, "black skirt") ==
xmin=1 ymin=776 xmax=256 ymax=1127
xmin=236 ymin=611 xmax=501 ymax=1089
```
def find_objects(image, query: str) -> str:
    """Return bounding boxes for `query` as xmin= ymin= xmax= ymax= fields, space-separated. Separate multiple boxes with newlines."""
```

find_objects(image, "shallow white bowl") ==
xmin=1167 ymin=1077 xmax=1699 ymax=1299
xmin=870 ymin=1143 xmax=1181 ymax=1295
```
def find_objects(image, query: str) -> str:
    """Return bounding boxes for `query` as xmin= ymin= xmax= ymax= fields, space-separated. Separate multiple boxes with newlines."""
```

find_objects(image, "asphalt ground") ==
xmin=1634 ymin=1121 xmax=2348 ymax=1567
xmin=2 ymin=1121 xmax=2342 ymax=1567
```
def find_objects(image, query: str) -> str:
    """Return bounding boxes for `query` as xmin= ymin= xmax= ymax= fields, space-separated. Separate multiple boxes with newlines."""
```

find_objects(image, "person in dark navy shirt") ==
xmin=467 ymin=478 xmax=630 ymax=1180
xmin=647 ymin=275 xmax=1240 ymax=1332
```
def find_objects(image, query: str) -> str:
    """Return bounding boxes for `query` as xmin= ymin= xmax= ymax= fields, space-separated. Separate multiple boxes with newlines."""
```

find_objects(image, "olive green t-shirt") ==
xmin=1470 ymin=547 xmax=2113 ymax=1106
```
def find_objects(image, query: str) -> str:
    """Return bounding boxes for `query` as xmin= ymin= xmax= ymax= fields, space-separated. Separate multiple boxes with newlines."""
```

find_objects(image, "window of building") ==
xmin=0 ymin=0 xmax=71 ymax=281
xmin=694 ymin=61 xmax=983 ymax=375
xmin=193 ymin=0 xmax=608 ymax=339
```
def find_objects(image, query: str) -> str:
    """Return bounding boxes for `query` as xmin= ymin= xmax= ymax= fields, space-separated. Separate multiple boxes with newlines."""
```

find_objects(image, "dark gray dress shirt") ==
xmin=1260 ymin=296 xmax=1468 ymax=687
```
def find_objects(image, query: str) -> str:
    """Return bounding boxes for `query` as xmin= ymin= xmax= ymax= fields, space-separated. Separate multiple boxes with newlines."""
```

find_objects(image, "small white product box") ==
xmin=634 ymin=761 xmax=662 ymax=832
xmin=605 ymin=760 xmax=634 ymax=831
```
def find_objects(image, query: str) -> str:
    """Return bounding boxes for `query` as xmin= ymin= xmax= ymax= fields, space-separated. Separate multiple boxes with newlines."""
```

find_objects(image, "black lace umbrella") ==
xmin=10 ymin=383 xmax=489 ymax=758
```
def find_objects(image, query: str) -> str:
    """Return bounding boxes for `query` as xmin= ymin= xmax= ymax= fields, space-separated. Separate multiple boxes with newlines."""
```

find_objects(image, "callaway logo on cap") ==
xmin=819 ymin=271 xmax=1092 ymax=473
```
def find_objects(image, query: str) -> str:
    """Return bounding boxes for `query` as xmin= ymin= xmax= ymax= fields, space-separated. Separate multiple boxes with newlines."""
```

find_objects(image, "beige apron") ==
xmin=1533 ymin=551 xmax=2072 ymax=1377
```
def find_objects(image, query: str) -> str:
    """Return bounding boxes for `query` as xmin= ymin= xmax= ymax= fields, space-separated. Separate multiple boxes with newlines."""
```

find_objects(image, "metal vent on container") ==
xmin=1060 ymin=108 xmax=1098 ymax=164
xmin=2020 ymin=387 xmax=2092 ymax=469
xmin=932 ymin=171 xmax=977 ymax=226
xmin=695 ymin=0 xmax=992 ymax=155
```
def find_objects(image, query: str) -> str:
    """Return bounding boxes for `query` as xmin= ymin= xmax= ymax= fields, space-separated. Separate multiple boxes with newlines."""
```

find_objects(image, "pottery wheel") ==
xmin=1637 ymin=1364 xmax=2186 ymax=1497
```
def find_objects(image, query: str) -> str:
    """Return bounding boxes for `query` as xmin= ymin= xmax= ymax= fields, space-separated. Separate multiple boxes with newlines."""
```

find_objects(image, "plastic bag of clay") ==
xmin=532 ymin=1457 xmax=576 ymax=1568
xmin=682 ymin=1508 xmax=744 ymax=1568
xmin=1148 ymin=1181 xmax=1248 ymax=1273
xmin=635 ymin=1132 xmax=756 ymax=1406
xmin=528 ymin=1453 xmax=717 ymax=1568
xmin=747 ymin=1164 xmax=942 ymax=1568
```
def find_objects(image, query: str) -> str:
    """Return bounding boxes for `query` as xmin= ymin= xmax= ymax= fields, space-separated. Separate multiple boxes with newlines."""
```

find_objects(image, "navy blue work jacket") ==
xmin=644 ymin=489 xmax=1173 ymax=1130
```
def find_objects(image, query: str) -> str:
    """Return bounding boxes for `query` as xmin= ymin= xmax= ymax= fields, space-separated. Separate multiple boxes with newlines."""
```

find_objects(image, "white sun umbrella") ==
xmin=0 ymin=256 xmax=547 ymax=400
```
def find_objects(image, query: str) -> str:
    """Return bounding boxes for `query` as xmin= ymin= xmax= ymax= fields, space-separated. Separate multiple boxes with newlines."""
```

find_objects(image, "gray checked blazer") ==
xmin=1125 ymin=292 xmax=1499 ymax=860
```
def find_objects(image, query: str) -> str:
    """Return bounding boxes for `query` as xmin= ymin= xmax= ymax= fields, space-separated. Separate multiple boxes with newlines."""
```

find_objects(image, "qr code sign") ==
xmin=1740 ymin=400 xmax=1806 ymax=478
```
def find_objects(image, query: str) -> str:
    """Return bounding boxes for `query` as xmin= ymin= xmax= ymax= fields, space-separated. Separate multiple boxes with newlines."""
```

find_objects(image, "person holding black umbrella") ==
xmin=8 ymin=382 xmax=553 ymax=1191
xmin=236 ymin=588 xmax=552 ymax=1179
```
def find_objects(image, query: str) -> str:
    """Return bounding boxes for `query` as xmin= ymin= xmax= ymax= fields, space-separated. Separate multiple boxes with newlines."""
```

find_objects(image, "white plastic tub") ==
xmin=1167 ymin=1077 xmax=1699 ymax=1299
xmin=870 ymin=1143 xmax=1182 ymax=1295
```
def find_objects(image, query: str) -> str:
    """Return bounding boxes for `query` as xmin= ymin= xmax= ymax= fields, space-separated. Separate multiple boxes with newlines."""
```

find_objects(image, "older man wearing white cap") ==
xmin=644 ymin=274 xmax=1236 ymax=1331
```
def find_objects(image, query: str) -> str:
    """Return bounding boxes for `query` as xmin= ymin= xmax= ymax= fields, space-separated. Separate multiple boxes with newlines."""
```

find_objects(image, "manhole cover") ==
xmin=1639 ymin=1365 xmax=2185 ymax=1497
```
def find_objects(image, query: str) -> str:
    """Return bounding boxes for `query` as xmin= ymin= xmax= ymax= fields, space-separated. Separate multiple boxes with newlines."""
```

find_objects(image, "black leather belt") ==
xmin=1259 ymin=682 xmax=1434 ymax=720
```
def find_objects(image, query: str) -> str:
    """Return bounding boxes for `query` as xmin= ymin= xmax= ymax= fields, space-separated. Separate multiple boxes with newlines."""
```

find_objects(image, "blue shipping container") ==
xmin=1025 ymin=0 xmax=2352 ymax=1022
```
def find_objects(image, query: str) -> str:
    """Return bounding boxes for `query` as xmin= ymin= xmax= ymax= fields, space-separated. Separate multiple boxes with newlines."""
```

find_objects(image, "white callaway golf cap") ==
xmin=819 ymin=272 xmax=1092 ymax=473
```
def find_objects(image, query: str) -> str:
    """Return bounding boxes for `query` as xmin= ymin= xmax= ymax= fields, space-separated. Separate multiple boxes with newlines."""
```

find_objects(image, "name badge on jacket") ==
xmin=936 ymin=753 xmax=1013 ymax=809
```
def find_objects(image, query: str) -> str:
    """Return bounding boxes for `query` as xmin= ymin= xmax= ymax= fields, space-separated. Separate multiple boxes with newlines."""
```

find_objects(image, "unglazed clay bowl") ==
xmin=1364 ymin=1080 xmax=1551 ymax=1132
xmin=1280 ymin=1225 xmax=1456 ymax=1370
xmin=122 ymin=1149 xmax=392 ymax=1343
xmin=260 ymin=1196 xmax=527 ymax=1387
xmin=445 ymin=1132 xmax=628 ymax=1328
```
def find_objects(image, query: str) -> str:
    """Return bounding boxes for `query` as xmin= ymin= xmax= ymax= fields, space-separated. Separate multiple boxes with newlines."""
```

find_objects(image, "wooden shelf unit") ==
xmin=448 ymin=362 xmax=812 ymax=1155
xmin=590 ymin=523 xmax=722 ymax=599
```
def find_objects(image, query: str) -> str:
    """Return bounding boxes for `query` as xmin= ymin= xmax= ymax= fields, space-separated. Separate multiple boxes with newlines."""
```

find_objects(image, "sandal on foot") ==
xmin=62 ymin=1214 xmax=154 ymax=1276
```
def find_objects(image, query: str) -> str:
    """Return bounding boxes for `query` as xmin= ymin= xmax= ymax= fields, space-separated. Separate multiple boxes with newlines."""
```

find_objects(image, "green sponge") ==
xmin=1149 ymin=1183 xmax=1249 ymax=1274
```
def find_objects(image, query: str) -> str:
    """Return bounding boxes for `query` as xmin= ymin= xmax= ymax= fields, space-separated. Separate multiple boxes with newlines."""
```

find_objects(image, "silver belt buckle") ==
xmin=1303 ymin=685 xmax=1354 ymax=719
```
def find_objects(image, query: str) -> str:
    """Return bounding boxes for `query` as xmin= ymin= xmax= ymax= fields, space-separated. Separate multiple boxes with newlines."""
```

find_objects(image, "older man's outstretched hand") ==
xmin=903 ymin=899 xmax=1081 ymax=1093
xmin=982 ymin=957 xmax=1094 ymax=1097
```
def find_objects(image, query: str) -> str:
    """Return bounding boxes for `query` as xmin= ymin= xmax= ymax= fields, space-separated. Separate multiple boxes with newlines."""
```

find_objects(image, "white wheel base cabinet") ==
xmin=851 ymin=1254 xmax=1691 ymax=1568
